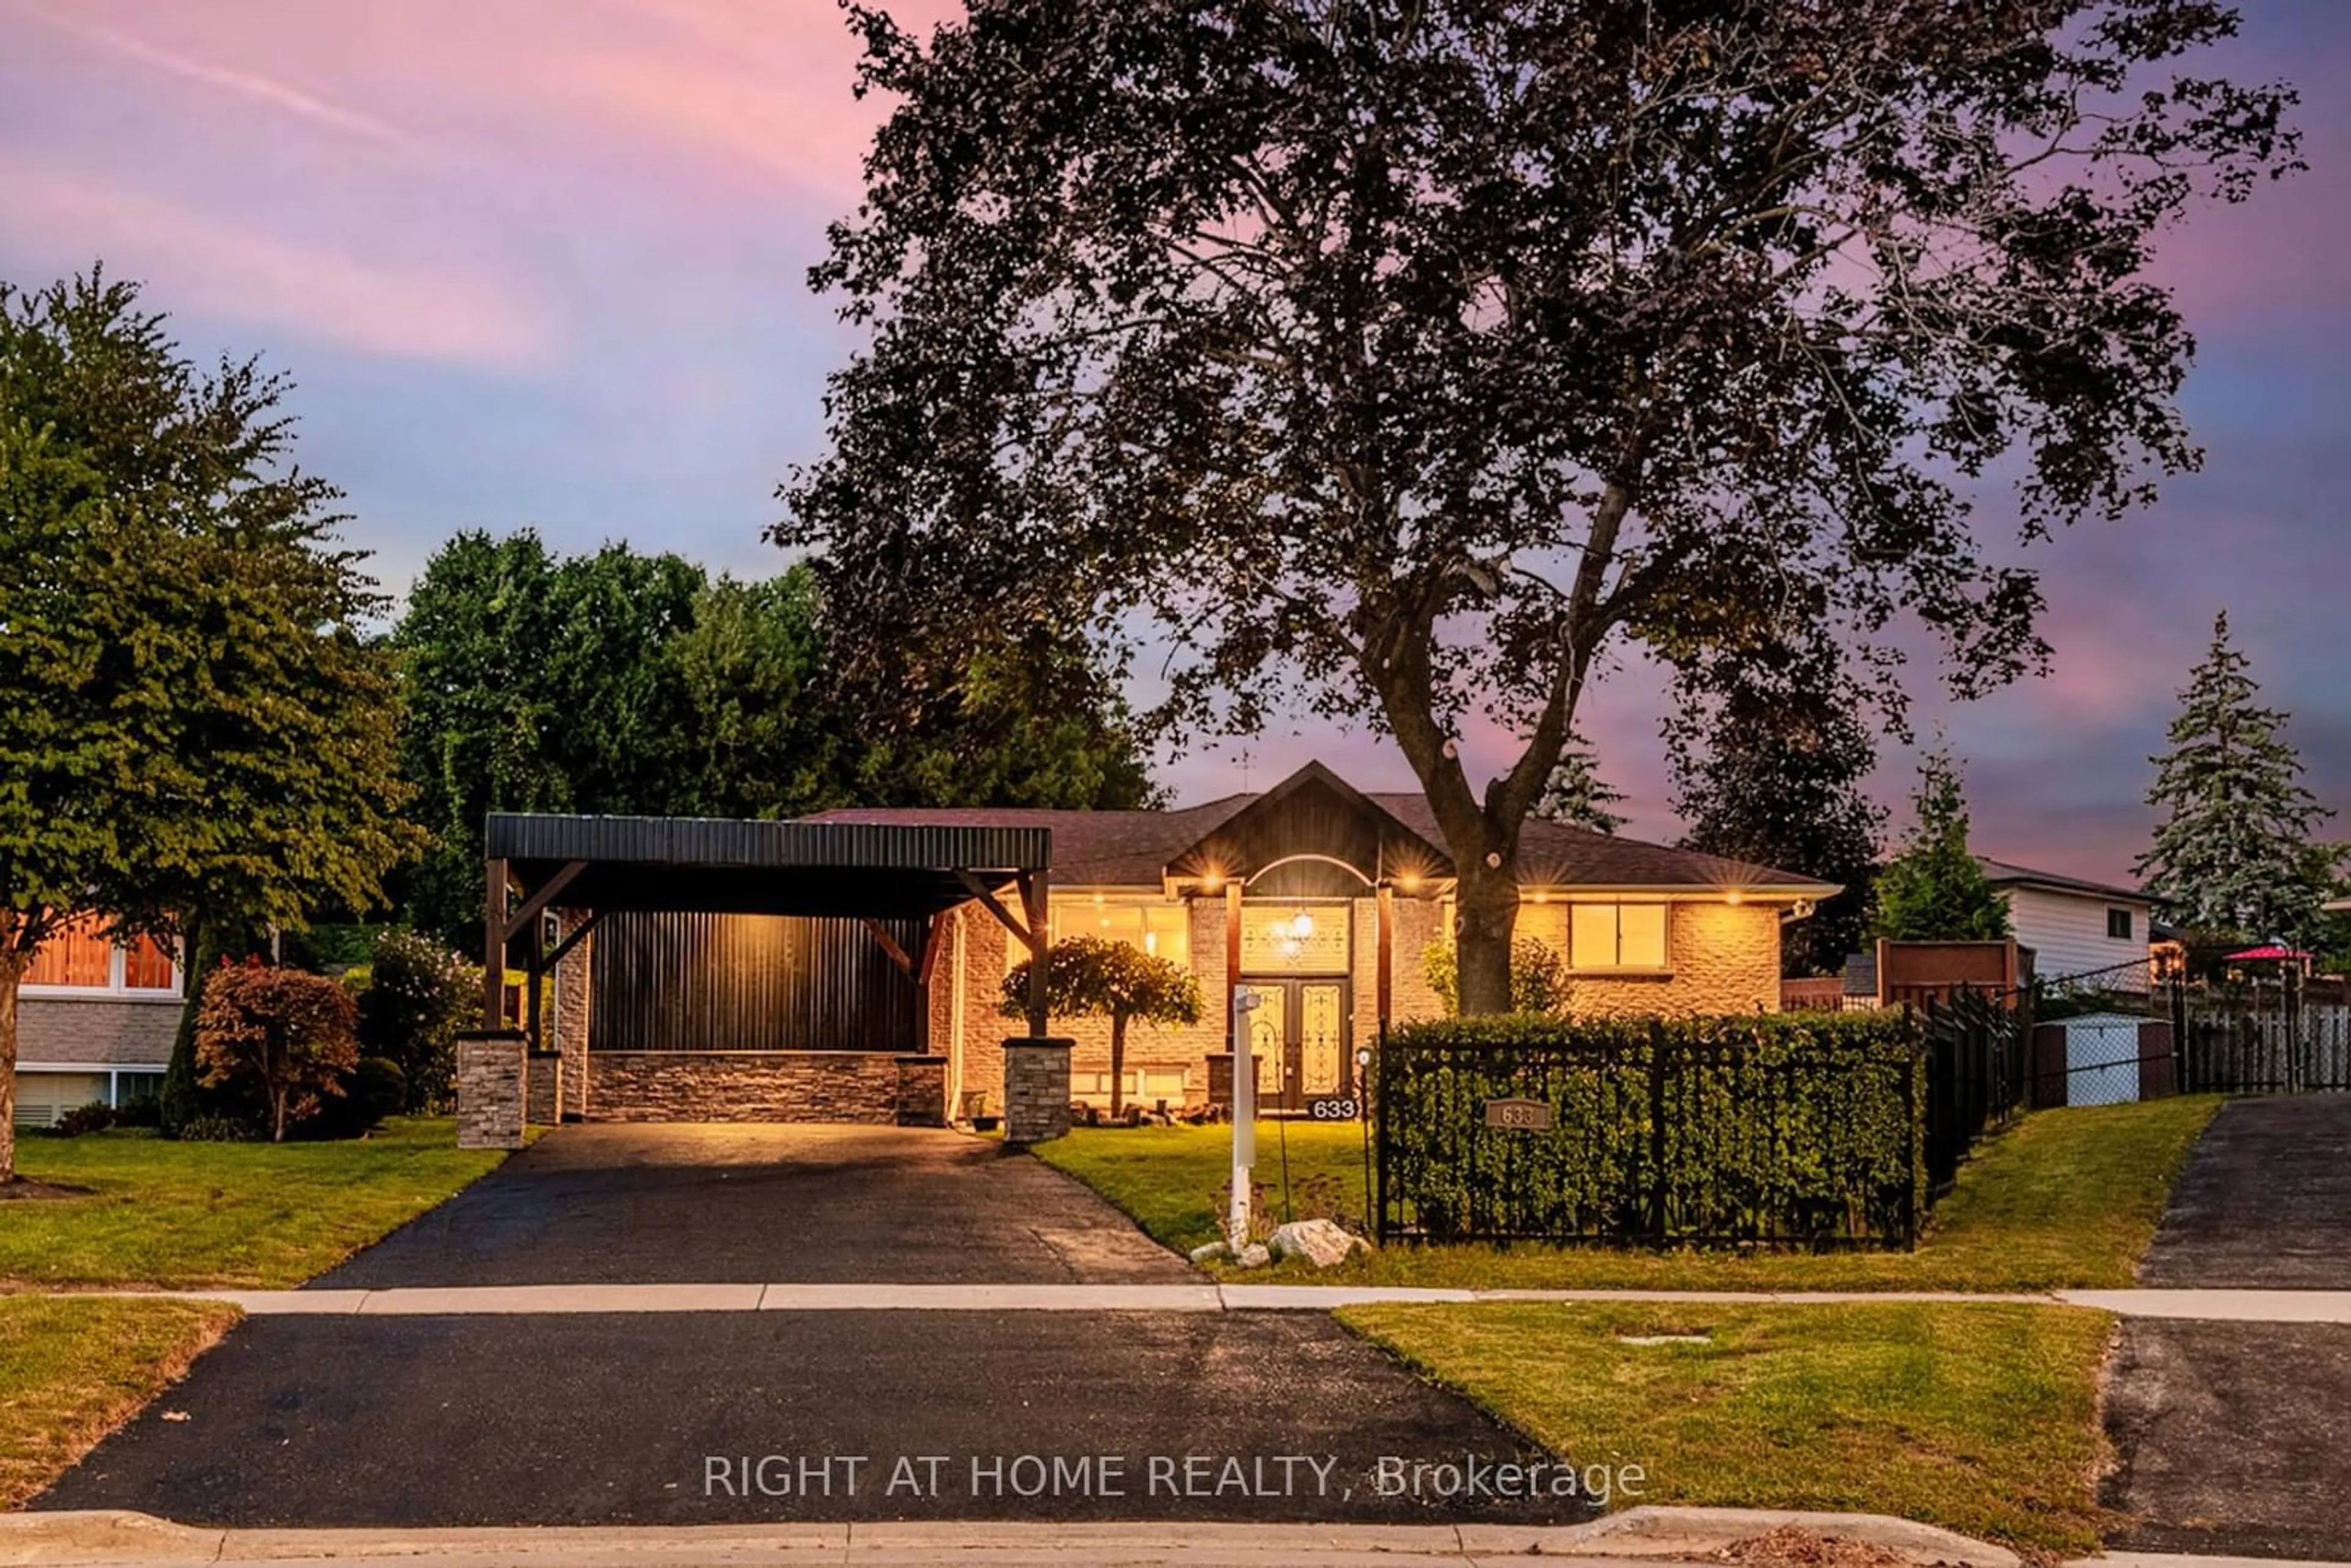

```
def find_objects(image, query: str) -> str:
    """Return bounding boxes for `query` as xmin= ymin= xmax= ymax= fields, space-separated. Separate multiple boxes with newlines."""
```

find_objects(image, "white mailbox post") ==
xmin=1228 ymin=985 xmax=1262 ymax=1249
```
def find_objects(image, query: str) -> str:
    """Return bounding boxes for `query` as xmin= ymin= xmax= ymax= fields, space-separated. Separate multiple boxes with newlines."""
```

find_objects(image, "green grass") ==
xmin=0 ymin=1295 xmax=241 ymax=1507
xmin=1340 ymin=1300 xmax=2115 ymax=1555
xmin=1032 ymin=1094 xmax=2220 ymax=1290
xmin=2 ymin=1117 xmax=506 ymax=1289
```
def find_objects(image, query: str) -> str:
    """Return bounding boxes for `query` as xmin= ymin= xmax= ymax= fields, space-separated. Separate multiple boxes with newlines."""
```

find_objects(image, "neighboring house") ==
xmin=1975 ymin=856 xmax=2154 ymax=990
xmin=11 ymin=915 xmax=183 ymax=1125
xmin=528 ymin=762 xmax=1839 ymax=1123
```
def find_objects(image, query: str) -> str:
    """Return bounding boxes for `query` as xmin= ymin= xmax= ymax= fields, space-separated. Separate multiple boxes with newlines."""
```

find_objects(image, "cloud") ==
xmin=7 ymin=0 xmax=418 ymax=150
xmin=0 ymin=155 xmax=555 ymax=370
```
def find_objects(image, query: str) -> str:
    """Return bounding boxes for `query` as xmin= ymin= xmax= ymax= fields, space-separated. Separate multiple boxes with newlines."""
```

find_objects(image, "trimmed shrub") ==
xmin=1376 ymin=1011 xmax=1926 ymax=1250
xmin=299 ymin=1057 xmax=408 ymax=1140
xmin=48 ymin=1101 xmax=118 ymax=1137
xmin=178 ymin=1114 xmax=258 ymax=1143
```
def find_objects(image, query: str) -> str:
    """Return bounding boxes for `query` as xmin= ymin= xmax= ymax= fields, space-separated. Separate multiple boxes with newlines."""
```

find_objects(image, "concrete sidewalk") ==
xmin=42 ymin=1282 xmax=2351 ymax=1321
xmin=0 ymin=1507 xmax=2029 ymax=1567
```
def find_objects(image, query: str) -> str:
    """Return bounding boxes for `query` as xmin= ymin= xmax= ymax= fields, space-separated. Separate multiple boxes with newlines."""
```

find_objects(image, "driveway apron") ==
xmin=2102 ymin=1095 xmax=2351 ymax=1558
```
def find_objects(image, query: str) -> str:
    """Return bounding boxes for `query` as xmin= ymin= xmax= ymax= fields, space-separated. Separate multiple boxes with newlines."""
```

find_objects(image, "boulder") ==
xmin=1187 ymin=1239 xmax=1230 ymax=1265
xmin=1267 ymin=1217 xmax=1370 ymax=1269
xmin=1234 ymin=1242 xmax=1272 ymax=1269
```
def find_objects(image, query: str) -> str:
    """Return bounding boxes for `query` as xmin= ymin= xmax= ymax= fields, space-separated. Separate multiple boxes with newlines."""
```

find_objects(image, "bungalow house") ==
xmin=514 ymin=762 xmax=1838 ymax=1127
xmin=9 ymin=915 xmax=181 ymax=1125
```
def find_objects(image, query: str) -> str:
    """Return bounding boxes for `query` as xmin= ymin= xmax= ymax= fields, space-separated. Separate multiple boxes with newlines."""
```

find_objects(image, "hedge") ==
xmin=1375 ymin=1011 xmax=1927 ymax=1250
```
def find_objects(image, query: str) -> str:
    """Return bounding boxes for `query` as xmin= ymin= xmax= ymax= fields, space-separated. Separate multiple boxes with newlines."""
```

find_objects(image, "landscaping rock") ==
xmin=1267 ymin=1217 xmax=1369 ymax=1269
xmin=1187 ymin=1239 xmax=1229 ymax=1264
xmin=1234 ymin=1242 xmax=1272 ymax=1269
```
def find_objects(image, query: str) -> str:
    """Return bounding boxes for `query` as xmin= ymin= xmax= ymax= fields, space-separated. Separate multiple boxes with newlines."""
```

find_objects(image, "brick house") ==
xmin=10 ymin=915 xmax=181 ymax=1125
xmin=511 ymin=762 xmax=1837 ymax=1127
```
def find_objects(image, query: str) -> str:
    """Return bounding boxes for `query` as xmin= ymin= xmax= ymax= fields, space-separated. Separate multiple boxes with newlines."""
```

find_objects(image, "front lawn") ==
xmin=2 ymin=1117 xmax=506 ymax=1289
xmin=1032 ymin=1094 xmax=2219 ymax=1290
xmin=0 ymin=1295 xmax=240 ymax=1507
xmin=1341 ymin=1300 xmax=2115 ymax=1555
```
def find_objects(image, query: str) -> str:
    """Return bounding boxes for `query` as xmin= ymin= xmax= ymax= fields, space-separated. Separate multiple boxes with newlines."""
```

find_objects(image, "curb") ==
xmin=0 ymin=1507 xmax=2019 ymax=1567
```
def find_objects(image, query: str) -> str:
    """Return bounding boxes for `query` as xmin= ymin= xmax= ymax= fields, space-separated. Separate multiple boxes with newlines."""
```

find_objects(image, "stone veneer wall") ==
xmin=585 ymin=1051 xmax=909 ymax=1124
xmin=456 ymin=1032 xmax=527 ymax=1149
xmin=1002 ymin=1037 xmax=1073 ymax=1144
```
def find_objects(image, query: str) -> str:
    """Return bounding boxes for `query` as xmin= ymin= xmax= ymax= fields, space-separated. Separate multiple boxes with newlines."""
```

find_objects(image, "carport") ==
xmin=455 ymin=813 xmax=1062 ymax=1147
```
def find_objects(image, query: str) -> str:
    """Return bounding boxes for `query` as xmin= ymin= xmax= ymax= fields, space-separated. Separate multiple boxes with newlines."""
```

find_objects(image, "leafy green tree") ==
xmin=1872 ymin=748 xmax=2010 ymax=943
xmin=1671 ymin=625 xmax=1884 ymax=976
xmin=0 ymin=269 xmax=416 ymax=1175
xmin=782 ymin=1 xmax=2297 ymax=1013
xmin=664 ymin=569 xmax=841 ymax=819
xmin=2134 ymin=612 xmax=2339 ymax=945
xmin=1002 ymin=936 xmax=1202 ymax=1117
xmin=197 ymin=959 xmax=361 ymax=1142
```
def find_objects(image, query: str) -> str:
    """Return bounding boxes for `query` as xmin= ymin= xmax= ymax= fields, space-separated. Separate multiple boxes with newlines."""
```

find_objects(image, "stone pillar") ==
xmin=456 ymin=1029 xmax=527 ymax=1149
xmin=525 ymin=1051 xmax=562 ymax=1127
xmin=1002 ymin=1037 xmax=1074 ymax=1144
xmin=895 ymin=1056 xmax=948 ymax=1127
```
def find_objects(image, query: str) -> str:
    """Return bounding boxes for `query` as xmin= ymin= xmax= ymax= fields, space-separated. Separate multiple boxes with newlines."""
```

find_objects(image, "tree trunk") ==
xmin=1453 ymin=857 xmax=1521 ymax=1016
xmin=0 ymin=953 xmax=23 ymax=1182
xmin=1108 ymin=1013 xmax=1127 ymax=1119
xmin=272 ymin=1084 xmax=289 ymax=1143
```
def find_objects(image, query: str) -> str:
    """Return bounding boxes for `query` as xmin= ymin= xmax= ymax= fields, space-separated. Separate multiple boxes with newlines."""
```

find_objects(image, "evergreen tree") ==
xmin=2134 ymin=612 xmax=2339 ymax=945
xmin=1534 ymin=732 xmax=1627 ymax=836
xmin=1671 ymin=629 xmax=1884 ymax=975
xmin=1872 ymin=748 xmax=2011 ymax=943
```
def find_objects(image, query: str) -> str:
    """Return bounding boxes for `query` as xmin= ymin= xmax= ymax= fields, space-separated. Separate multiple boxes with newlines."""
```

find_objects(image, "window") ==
xmin=23 ymin=915 xmax=182 ymax=996
xmin=1569 ymin=901 xmax=1670 ymax=971
xmin=2107 ymin=908 xmax=2134 ymax=941
xmin=1011 ymin=898 xmax=1193 ymax=972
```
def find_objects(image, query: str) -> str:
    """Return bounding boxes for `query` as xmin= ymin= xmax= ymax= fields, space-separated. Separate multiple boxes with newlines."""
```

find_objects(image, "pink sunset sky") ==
xmin=4 ymin=0 xmax=2348 ymax=888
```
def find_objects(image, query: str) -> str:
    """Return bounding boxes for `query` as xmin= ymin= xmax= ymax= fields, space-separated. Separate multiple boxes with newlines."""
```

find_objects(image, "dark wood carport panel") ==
xmin=481 ymin=814 xmax=1056 ymax=1043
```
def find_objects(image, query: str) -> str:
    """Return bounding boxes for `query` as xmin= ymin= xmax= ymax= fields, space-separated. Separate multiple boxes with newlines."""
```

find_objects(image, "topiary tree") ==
xmin=197 ymin=959 xmax=361 ymax=1142
xmin=1001 ymin=936 xmax=1202 ymax=1117
xmin=1872 ymin=747 xmax=2011 ymax=943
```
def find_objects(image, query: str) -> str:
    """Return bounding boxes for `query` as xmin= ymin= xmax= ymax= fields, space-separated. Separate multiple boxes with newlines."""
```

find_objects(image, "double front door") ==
xmin=1241 ymin=977 xmax=1351 ymax=1112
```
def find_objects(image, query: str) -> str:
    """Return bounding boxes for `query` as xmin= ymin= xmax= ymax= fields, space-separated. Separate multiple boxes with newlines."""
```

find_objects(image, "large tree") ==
xmin=0 ymin=269 xmax=416 ymax=1175
xmin=390 ymin=535 xmax=1157 ymax=946
xmin=782 ymin=0 xmax=2297 ymax=1012
xmin=2135 ymin=611 xmax=2338 ymax=945
xmin=1670 ymin=623 xmax=1883 ymax=975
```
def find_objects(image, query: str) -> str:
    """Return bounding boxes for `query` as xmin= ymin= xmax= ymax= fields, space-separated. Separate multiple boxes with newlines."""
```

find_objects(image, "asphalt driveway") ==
xmin=2104 ymin=1094 xmax=2351 ymax=1559
xmin=37 ymin=1311 xmax=1590 ymax=1528
xmin=312 ymin=1124 xmax=1193 ymax=1288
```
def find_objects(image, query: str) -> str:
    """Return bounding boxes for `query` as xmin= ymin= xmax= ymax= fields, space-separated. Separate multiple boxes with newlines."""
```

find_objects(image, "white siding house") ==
xmin=1977 ymin=857 xmax=2153 ymax=990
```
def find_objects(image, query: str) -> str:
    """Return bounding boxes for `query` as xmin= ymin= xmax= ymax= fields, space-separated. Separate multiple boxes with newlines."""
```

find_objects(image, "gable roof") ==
xmin=810 ymin=765 xmax=1839 ymax=896
xmin=1974 ymin=856 xmax=2148 ymax=905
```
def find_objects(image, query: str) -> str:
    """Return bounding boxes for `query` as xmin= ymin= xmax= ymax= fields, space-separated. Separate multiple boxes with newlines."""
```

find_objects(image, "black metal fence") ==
xmin=1373 ymin=1016 xmax=1926 ymax=1251
xmin=1921 ymin=987 xmax=2027 ymax=1198
xmin=2175 ymin=983 xmax=2351 ymax=1095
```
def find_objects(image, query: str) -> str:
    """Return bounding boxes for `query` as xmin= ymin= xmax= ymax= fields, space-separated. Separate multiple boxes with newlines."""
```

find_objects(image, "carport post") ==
xmin=482 ymin=857 xmax=509 ymax=1029
xmin=1019 ymin=869 xmax=1050 ymax=1038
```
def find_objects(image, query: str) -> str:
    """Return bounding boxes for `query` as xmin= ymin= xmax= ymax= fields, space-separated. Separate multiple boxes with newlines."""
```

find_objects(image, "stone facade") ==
xmin=1551 ymin=901 xmax=1783 ymax=1018
xmin=1002 ymin=1037 xmax=1074 ymax=1144
xmin=456 ymin=1030 xmax=527 ymax=1149
xmin=585 ymin=1051 xmax=908 ymax=1123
